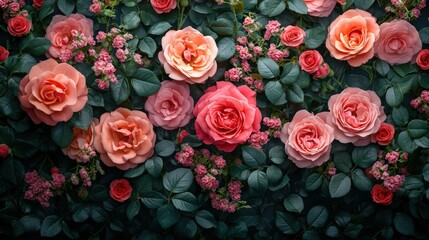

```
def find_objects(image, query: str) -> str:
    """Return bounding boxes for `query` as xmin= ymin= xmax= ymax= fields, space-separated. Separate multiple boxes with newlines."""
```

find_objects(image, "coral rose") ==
xmin=93 ymin=108 xmax=156 ymax=170
xmin=33 ymin=0 xmax=44 ymax=9
xmin=0 ymin=46 xmax=9 ymax=62
xmin=417 ymin=49 xmax=429 ymax=70
xmin=145 ymin=80 xmax=194 ymax=130
xmin=194 ymin=81 xmax=262 ymax=152
xmin=110 ymin=179 xmax=132 ymax=202
xmin=7 ymin=15 xmax=31 ymax=37
xmin=299 ymin=50 xmax=323 ymax=74
xmin=326 ymin=87 xmax=386 ymax=146
xmin=371 ymin=122 xmax=395 ymax=146
xmin=158 ymin=26 xmax=218 ymax=84
xmin=374 ymin=20 xmax=422 ymax=65
xmin=303 ymin=0 xmax=337 ymax=17
xmin=18 ymin=59 xmax=88 ymax=126
xmin=150 ymin=0 xmax=177 ymax=14
xmin=62 ymin=120 xmax=97 ymax=162
xmin=0 ymin=144 xmax=10 ymax=158
xmin=280 ymin=110 xmax=334 ymax=168
xmin=326 ymin=9 xmax=380 ymax=67
xmin=371 ymin=184 xmax=393 ymax=205
xmin=280 ymin=26 xmax=306 ymax=48
xmin=45 ymin=13 xmax=93 ymax=59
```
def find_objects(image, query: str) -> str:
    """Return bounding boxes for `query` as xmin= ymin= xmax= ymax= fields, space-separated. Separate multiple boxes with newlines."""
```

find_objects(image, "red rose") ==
xmin=0 ymin=46 xmax=9 ymax=62
xmin=416 ymin=49 xmax=429 ymax=70
xmin=299 ymin=50 xmax=323 ymax=74
xmin=371 ymin=122 xmax=395 ymax=146
xmin=150 ymin=0 xmax=177 ymax=14
xmin=0 ymin=144 xmax=10 ymax=158
xmin=7 ymin=15 xmax=32 ymax=37
xmin=371 ymin=184 xmax=393 ymax=205
xmin=110 ymin=179 xmax=132 ymax=202
xmin=33 ymin=0 xmax=44 ymax=10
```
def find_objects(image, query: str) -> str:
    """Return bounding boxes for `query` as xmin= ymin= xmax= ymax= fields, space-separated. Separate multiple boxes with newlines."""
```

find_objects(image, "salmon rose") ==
xmin=194 ymin=81 xmax=262 ymax=152
xmin=326 ymin=9 xmax=380 ymax=67
xmin=303 ymin=0 xmax=337 ymax=17
xmin=158 ymin=26 xmax=218 ymax=84
xmin=280 ymin=110 xmax=334 ymax=168
xmin=93 ymin=108 xmax=156 ymax=170
xmin=62 ymin=120 xmax=97 ymax=163
xmin=150 ymin=0 xmax=176 ymax=14
xmin=18 ymin=59 xmax=88 ymax=126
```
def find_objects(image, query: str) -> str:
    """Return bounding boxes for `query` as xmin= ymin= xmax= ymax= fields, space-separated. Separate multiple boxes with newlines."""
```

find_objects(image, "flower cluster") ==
xmin=89 ymin=0 xmax=119 ymax=18
xmin=1 ymin=0 xmax=31 ymax=37
xmin=411 ymin=90 xmax=429 ymax=116
xmin=24 ymin=169 xmax=66 ymax=207
xmin=385 ymin=0 xmax=427 ymax=20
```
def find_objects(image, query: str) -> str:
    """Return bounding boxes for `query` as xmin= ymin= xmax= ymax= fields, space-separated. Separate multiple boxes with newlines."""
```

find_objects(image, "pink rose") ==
xmin=144 ymin=80 xmax=194 ymax=130
xmin=150 ymin=0 xmax=177 ymax=14
xmin=280 ymin=110 xmax=334 ymax=168
xmin=299 ymin=50 xmax=323 ymax=74
xmin=326 ymin=87 xmax=386 ymax=146
xmin=416 ymin=49 xmax=429 ymax=70
xmin=45 ymin=13 xmax=93 ymax=59
xmin=303 ymin=0 xmax=337 ymax=17
xmin=18 ymin=59 xmax=88 ymax=126
xmin=193 ymin=81 xmax=262 ymax=152
xmin=62 ymin=120 xmax=97 ymax=162
xmin=93 ymin=108 xmax=156 ymax=170
xmin=326 ymin=9 xmax=380 ymax=67
xmin=159 ymin=26 xmax=218 ymax=84
xmin=7 ymin=15 xmax=31 ymax=37
xmin=313 ymin=63 xmax=330 ymax=79
xmin=374 ymin=20 xmax=422 ymax=65
xmin=280 ymin=26 xmax=306 ymax=48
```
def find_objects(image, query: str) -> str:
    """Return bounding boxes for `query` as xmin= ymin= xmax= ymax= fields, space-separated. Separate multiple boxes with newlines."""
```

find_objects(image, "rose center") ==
xmin=388 ymin=38 xmax=404 ymax=51
xmin=348 ymin=30 xmax=362 ymax=47
xmin=40 ymin=79 xmax=67 ymax=105
xmin=216 ymin=108 xmax=238 ymax=129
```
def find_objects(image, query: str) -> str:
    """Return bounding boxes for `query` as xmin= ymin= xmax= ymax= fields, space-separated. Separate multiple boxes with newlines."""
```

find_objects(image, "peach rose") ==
xmin=299 ymin=50 xmax=323 ymax=74
xmin=45 ymin=13 xmax=93 ymax=59
xmin=7 ymin=15 xmax=31 ymax=37
xmin=93 ymin=108 xmax=156 ymax=170
xmin=158 ymin=26 xmax=218 ymax=84
xmin=326 ymin=9 xmax=380 ymax=67
xmin=280 ymin=26 xmax=306 ymax=48
xmin=374 ymin=20 xmax=422 ymax=65
xmin=150 ymin=0 xmax=177 ymax=14
xmin=194 ymin=81 xmax=262 ymax=152
xmin=417 ymin=49 xmax=429 ymax=70
xmin=280 ymin=110 xmax=334 ymax=168
xmin=326 ymin=87 xmax=386 ymax=146
xmin=62 ymin=120 xmax=97 ymax=162
xmin=303 ymin=0 xmax=337 ymax=17
xmin=371 ymin=122 xmax=395 ymax=146
xmin=144 ymin=80 xmax=194 ymax=130
xmin=18 ymin=59 xmax=88 ymax=126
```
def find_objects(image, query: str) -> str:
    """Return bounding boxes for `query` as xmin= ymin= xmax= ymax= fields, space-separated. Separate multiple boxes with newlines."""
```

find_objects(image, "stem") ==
xmin=231 ymin=4 xmax=238 ymax=40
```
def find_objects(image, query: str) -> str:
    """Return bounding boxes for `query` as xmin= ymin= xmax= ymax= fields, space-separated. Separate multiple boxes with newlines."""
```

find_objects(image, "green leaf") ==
xmin=307 ymin=206 xmax=329 ymax=228
xmin=87 ymin=88 xmax=104 ymax=107
xmin=155 ymin=140 xmax=175 ymax=157
xmin=344 ymin=224 xmax=364 ymax=238
xmin=403 ymin=176 xmax=424 ymax=190
xmin=1 ymin=157 xmax=17 ymax=185
xmin=124 ymin=164 xmax=145 ymax=178
xmin=392 ymin=106 xmax=409 ymax=127
xmin=419 ymin=27 xmax=429 ymax=44
xmin=242 ymin=146 xmax=266 ymax=167
xmin=269 ymin=146 xmax=286 ymax=164
xmin=304 ymin=27 xmax=327 ymax=49
xmin=417 ymin=136 xmax=429 ymax=149
xmin=275 ymin=212 xmax=300 ymax=234
xmin=126 ymin=200 xmax=141 ymax=221
xmin=422 ymin=164 xmax=429 ymax=182
xmin=325 ymin=225 xmax=340 ymax=238
xmin=283 ymin=194 xmax=304 ymax=213
xmin=354 ymin=0 xmax=375 ymax=10
xmin=148 ymin=22 xmax=172 ymax=35
xmin=265 ymin=81 xmax=287 ymax=105
xmin=156 ymin=204 xmax=181 ymax=229
xmin=305 ymin=173 xmax=323 ymax=191
xmin=267 ymin=165 xmax=282 ymax=184
xmin=174 ymin=217 xmax=198 ymax=238
xmin=280 ymin=62 xmax=299 ymax=84
xmin=375 ymin=61 xmax=390 ymax=76
xmin=163 ymin=168 xmax=193 ymax=193
xmin=195 ymin=210 xmax=217 ymax=229
xmin=110 ymin=76 xmax=130 ymax=104
xmin=286 ymin=84 xmax=304 ymax=103
xmin=210 ymin=18 xmax=234 ymax=36
xmin=138 ymin=37 xmax=157 ymax=58
xmin=407 ymin=120 xmax=429 ymax=139
xmin=397 ymin=131 xmax=417 ymax=153
xmin=172 ymin=192 xmax=199 ymax=212
xmin=72 ymin=206 xmax=90 ymax=222
xmin=335 ymin=212 xmax=352 ymax=227
xmin=352 ymin=145 xmax=378 ymax=168
xmin=131 ymin=69 xmax=161 ymax=97
xmin=351 ymin=169 xmax=372 ymax=191
xmin=40 ymin=216 xmax=62 ymax=237
xmin=22 ymin=38 xmax=51 ymax=56
xmin=288 ymin=0 xmax=308 ymax=14
xmin=20 ymin=215 xmax=42 ymax=232
xmin=50 ymin=122 xmax=73 ymax=148
xmin=216 ymin=37 xmax=235 ymax=62
xmin=393 ymin=213 xmax=415 ymax=236
xmin=386 ymin=85 xmax=403 ymax=107
xmin=57 ymin=0 xmax=75 ymax=15
xmin=145 ymin=157 xmax=163 ymax=177
xmin=123 ymin=11 xmax=140 ymax=30
xmin=333 ymin=152 xmax=352 ymax=173
xmin=259 ymin=0 xmax=286 ymax=17
xmin=141 ymin=190 xmax=167 ymax=209
xmin=248 ymin=170 xmax=268 ymax=193
xmin=329 ymin=173 xmax=351 ymax=198
xmin=258 ymin=58 xmax=280 ymax=79
xmin=70 ymin=104 xmax=93 ymax=130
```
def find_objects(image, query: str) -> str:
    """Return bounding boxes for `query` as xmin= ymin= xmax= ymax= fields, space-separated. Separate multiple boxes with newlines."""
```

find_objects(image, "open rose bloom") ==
xmin=93 ymin=108 xmax=156 ymax=170
xmin=303 ymin=0 xmax=337 ymax=17
xmin=158 ymin=26 xmax=218 ymax=84
xmin=62 ymin=121 xmax=97 ymax=162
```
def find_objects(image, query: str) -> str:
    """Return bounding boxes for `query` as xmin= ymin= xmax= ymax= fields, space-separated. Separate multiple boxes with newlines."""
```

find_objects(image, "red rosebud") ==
xmin=7 ymin=15 xmax=32 ymax=37
xmin=110 ymin=179 xmax=132 ymax=202
xmin=371 ymin=184 xmax=393 ymax=205
xmin=33 ymin=0 xmax=44 ymax=10
xmin=364 ymin=167 xmax=374 ymax=179
xmin=0 ymin=144 xmax=10 ymax=158
xmin=177 ymin=130 xmax=190 ymax=144
xmin=371 ymin=122 xmax=395 ymax=146
xmin=0 ymin=46 xmax=9 ymax=62
xmin=50 ymin=167 xmax=59 ymax=174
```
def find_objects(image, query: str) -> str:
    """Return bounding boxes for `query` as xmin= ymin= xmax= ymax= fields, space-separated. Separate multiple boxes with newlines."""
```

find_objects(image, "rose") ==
xmin=280 ymin=110 xmax=334 ymax=168
xmin=0 ymin=46 xmax=9 ymax=62
xmin=326 ymin=9 xmax=380 ymax=67
xmin=280 ymin=26 xmax=306 ymax=48
xmin=303 ymin=0 xmax=337 ymax=17
xmin=313 ymin=63 xmax=330 ymax=79
xmin=45 ymin=13 xmax=93 ymax=59
xmin=109 ymin=179 xmax=132 ymax=202
xmin=193 ymin=81 xmax=262 ymax=152
xmin=62 ymin=121 xmax=97 ymax=162
xmin=371 ymin=122 xmax=395 ymax=146
xmin=33 ymin=0 xmax=44 ymax=9
xmin=374 ymin=20 xmax=422 ymax=65
xmin=18 ymin=59 xmax=88 ymax=126
xmin=326 ymin=87 xmax=386 ymax=146
xmin=150 ymin=0 xmax=177 ymax=14
xmin=7 ymin=15 xmax=32 ymax=37
xmin=371 ymin=184 xmax=393 ymax=205
xmin=299 ymin=50 xmax=323 ymax=74
xmin=159 ymin=26 xmax=218 ymax=84
xmin=416 ymin=49 xmax=429 ymax=70
xmin=93 ymin=108 xmax=156 ymax=170
xmin=0 ymin=144 xmax=10 ymax=158
xmin=144 ymin=80 xmax=194 ymax=130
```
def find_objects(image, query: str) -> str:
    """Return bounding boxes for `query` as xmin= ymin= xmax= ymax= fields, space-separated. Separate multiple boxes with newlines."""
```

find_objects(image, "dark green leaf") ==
xmin=148 ymin=22 xmax=172 ymax=35
xmin=283 ymin=194 xmax=304 ymax=213
xmin=124 ymin=164 xmax=145 ymax=178
xmin=145 ymin=157 xmax=163 ymax=177
xmin=275 ymin=212 xmax=300 ymax=234
xmin=40 ymin=216 xmax=62 ymax=237
xmin=70 ymin=104 xmax=93 ymax=130
xmin=50 ymin=122 xmax=73 ymax=148
xmin=419 ymin=27 xmax=429 ymax=44
xmin=174 ymin=217 xmax=197 ymax=239
xmin=288 ymin=0 xmax=307 ymax=14
xmin=265 ymin=81 xmax=287 ymax=105
xmin=57 ymin=0 xmax=75 ymax=15
xmin=155 ymin=140 xmax=175 ymax=157
xmin=22 ymin=38 xmax=51 ymax=55
xmin=127 ymin=200 xmax=141 ymax=221
xmin=351 ymin=169 xmax=372 ymax=191
xmin=248 ymin=170 xmax=268 ymax=193
xmin=195 ymin=210 xmax=217 ymax=229
xmin=210 ymin=18 xmax=234 ymax=36
xmin=392 ymin=106 xmax=409 ymax=127
xmin=281 ymin=62 xmax=299 ymax=84
xmin=242 ymin=146 xmax=266 ymax=167
xmin=257 ymin=58 xmax=280 ymax=79
xmin=259 ymin=0 xmax=286 ymax=17
xmin=397 ymin=131 xmax=417 ymax=153
xmin=393 ymin=213 xmax=415 ymax=236
xmin=269 ymin=146 xmax=286 ymax=164
xmin=123 ymin=11 xmax=140 ymax=30
xmin=141 ymin=190 xmax=167 ymax=209
xmin=352 ymin=145 xmax=378 ymax=168
xmin=110 ymin=76 xmax=130 ymax=104
xmin=386 ymin=85 xmax=403 ymax=107
xmin=286 ymin=84 xmax=304 ymax=103
xmin=305 ymin=173 xmax=323 ymax=191
xmin=216 ymin=37 xmax=235 ymax=62
xmin=131 ymin=69 xmax=161 ymax=97
xmin=329 ymin=173 xmax=351 ymax=198
xmin=138 ymin=37 xmax=157 ymax=58
xmin=156 ymin=204 xmax=181 ymax=229
xmin=407 ymin=120 xmax=429 ymax=139
xmin=163 ymin=168 xmax=193 ymax=193
xmin=333 ymin=152 xmax=352 ymax=173
xmin=354 ymin=0 xmax=375 ymax=10
xmin=304 ymin=27 xmax=327 ymax=49
xmin=307 ymin=206 xmax=329 ymax=228
xmin=172 ymin=192 xmax=199 ymax=212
